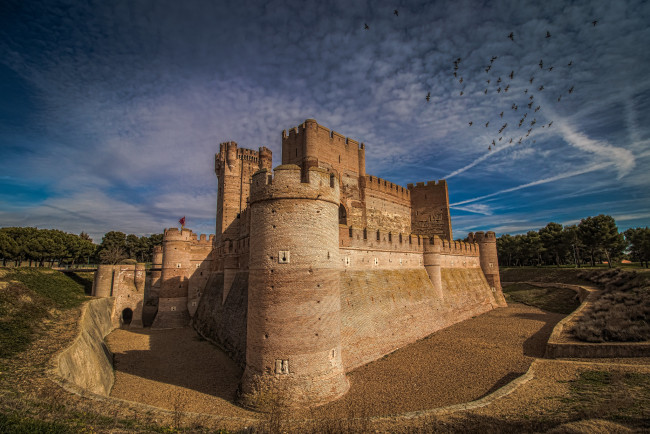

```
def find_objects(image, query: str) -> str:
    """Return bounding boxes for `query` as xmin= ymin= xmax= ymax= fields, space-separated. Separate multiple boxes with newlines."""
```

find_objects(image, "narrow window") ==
xmin=363 ymin=228 xmax=367 ymax=240
xmin=388 ymin=233 xmax=392 ymax=242
xmin=376 ymin=230 xmax=380 ymax=241
xmin=338 ymin=204 xmax=347 ymax=225
xmin=348 ymin=227 xmax=353 ymax=237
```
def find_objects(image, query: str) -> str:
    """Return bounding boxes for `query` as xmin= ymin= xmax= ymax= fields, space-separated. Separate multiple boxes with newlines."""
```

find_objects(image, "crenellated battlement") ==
xmin=282 ymin=119 xmax=364 ymax=150
xmin=250 ymin=164 xmax=339 ymax=205
xmin=340 ymin=226 xmax=425 ymax=252
xmin=163 ymin=227 xmax=194 ymax=241
xmin=469 ymin=231 xmax=497 ymax=243
xmin=362 ymin=175 xmax=411 ymax=202
xmin=407 ymin=179 xmax=447 ymax=189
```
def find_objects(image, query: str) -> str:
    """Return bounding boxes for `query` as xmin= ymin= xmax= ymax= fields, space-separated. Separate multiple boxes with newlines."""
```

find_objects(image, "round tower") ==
xmin=92 ymin=264 xmax=114 ymax=297
xmin=241 ymin=164 xmax=349 ymax=408
xmin=423 ymin=235 xmax=444 ymax=299
xmin=150 ymin=245 xmax=163 ymax=298
xmin=152 ymin=228 xmax=193 ymax=328
xmin=472 ymin=231 xmax=507 ymax=307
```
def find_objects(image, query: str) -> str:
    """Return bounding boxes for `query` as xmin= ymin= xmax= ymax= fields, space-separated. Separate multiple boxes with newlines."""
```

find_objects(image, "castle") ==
xmin=93 ymin=119 xmax=506 ymax=408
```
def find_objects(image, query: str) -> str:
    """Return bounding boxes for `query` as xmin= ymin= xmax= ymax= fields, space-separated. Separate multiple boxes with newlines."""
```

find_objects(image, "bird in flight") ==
xmin=504 ymin=84 xmax=510 ymax=92
xmin=491 ymin=56 xmax=498 ymax=63
xmin=497 ymin=87 xmax=502 ymax=93
xmin=509 ymin=71 xmax=514 ymax=80
xmin=459 ymin=77 xmax=463 ymax=84
xmin=364 ymin=23 xmax=369 ymax=30
xmin=460 ymin=91 xmax=464 ymax=96
xmin=485 ymin=65 xmax=492 ymax=73
xmin=512 ymin=103 xmax=518 ymax=110
xmin=508 ymin=32 xmax=514 ymax=40
xmin=558 ymin=95 xmax=562 ymax=102
xmin=497 ymin=77 xmax=502 ymax=84
xmin=548 ymin=66 xmax=554 ymax=72
xmin=484 ymin=88 xmax=488 ymax=94
xmin=548 ymin=121 xmax=553 ymax=127
xmin=486 ymin=121 xmax=490 ymax=127
xmin=530 ymin=77 xmax=534 ymax=84
xmin=592 ymin=20 xmax=598 ymax=26
xmin=546 ymin=31 xmax=551 ymax=38
xmin=538 ymin=85 xmax=544 ymax=91
xmin=568 ymin=60 xmax=573 ymax=67
xmin=426 ymin=92 xmax=430 ymax=102
xmin=539 ymin=59 xmax=544 ymax=69
xmin=500 ymin=111 xmax=504 ymax=118
xmin=469 ymin=121 xmax=473 ymax=126
xmin=568 ymin=85 xmax=575 ymax=94
xmin=524 ymin=89 xmax=528 ymax=94
xmin=535 ymin=105 xmax=541 ymax=112
xmin=394 ymin=10 xmax=398 ymax=16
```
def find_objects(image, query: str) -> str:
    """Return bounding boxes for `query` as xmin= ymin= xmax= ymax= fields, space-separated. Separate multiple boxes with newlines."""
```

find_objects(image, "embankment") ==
xmin=54 ymin=297 xmax=116 ymax=395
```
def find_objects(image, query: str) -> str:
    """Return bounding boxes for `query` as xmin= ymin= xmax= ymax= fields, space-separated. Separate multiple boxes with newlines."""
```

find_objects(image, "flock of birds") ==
xmin=364 ymin=11 xmax=600 ymax=154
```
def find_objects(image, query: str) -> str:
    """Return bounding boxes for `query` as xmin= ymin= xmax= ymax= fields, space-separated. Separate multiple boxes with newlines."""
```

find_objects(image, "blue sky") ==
xmin=1 ymin=0 xmax=649 ymax=242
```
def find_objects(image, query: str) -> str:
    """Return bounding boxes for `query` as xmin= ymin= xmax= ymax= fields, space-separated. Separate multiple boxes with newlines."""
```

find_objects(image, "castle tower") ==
xmin=241 ymin=164 xmax=349 ymax=408
xmin=408 ymin=180 xmax=453 ymax=241
xmin=152 ymin=228 xmax=193 ymax=328
xmin=470 ymin=231 xmax=507 ymax=307
xmin=423 ymin=235 xmax=444 ymax=299
xmin=215 ymin=142 xmax=272 ymax=242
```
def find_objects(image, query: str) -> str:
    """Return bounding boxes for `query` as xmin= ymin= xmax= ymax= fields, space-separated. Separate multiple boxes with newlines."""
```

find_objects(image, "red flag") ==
xmin=179 ymin=216 xmax=185 ymax=227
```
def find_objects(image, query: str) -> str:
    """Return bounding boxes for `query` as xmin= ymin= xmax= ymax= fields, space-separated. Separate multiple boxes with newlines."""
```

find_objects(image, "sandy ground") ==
xmin=106 ymin=303 xmax=564 ymax=418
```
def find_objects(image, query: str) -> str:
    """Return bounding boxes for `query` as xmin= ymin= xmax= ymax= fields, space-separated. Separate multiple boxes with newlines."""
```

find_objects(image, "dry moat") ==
xmin=106 ymin=302 xmax=563 ymax=419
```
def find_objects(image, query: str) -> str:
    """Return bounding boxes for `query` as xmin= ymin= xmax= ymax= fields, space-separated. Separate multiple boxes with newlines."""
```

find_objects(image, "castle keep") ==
xmin=94 ymin=119 xmax=506 ymax=407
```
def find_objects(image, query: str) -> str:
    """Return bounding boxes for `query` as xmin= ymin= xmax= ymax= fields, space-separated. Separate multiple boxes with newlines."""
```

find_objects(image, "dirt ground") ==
xmin=107 ymin=303 xmax=564 ymax=418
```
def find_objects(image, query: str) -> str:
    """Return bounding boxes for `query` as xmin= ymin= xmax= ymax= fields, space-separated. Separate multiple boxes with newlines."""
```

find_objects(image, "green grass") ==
xmin=0 ymin=268 xmax=89 ymax=358
xmin=502 ymin=282 xmax=581 ymax=314
xmin=563 ymin=370 xmax=650 ymax=426
xmin=4 ymin=269 xmax=89 ymax=308
xmin=0 ymin=412 xmax=71 ymax=433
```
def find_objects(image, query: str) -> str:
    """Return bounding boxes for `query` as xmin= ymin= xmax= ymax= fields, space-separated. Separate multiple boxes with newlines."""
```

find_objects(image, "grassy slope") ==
xmin=502 ymin=282 xmax=580 ymax=314
xmin=0 ymin=268 xmax=90 ymax=358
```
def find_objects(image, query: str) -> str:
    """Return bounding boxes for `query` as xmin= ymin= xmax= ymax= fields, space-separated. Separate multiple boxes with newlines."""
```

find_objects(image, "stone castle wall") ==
xmin=121 ymin=118 xmax=507 ymax=408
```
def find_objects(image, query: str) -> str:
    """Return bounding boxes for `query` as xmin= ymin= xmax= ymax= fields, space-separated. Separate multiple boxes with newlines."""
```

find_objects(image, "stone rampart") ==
xmin=340 ymin=267 xmax=499 ymax=371
xmin=55 ymin=297 xmax=116 ymax=396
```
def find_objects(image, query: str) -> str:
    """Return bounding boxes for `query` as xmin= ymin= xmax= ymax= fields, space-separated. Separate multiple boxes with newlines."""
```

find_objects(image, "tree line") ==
xmin=496 ymin=215 xmax=650 ymax=268
xmin=0 ymin=227 xmax=162 ymax=267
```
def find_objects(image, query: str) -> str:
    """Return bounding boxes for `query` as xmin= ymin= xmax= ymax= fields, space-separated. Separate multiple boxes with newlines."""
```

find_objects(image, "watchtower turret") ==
xmin=152 ymin=227 xmax=193 ymax=328
xmin=469 ymin=231 xmax=507 ymax=307
xmin=215 ymin=142 xmax=272 ymax=243
xmin=240 ymin=164 xmax=349 ymax=408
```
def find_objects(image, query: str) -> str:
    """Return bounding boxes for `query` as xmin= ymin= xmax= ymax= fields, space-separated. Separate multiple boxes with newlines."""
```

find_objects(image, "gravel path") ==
xmin=106 ymin=303 xmax=563 ymax=418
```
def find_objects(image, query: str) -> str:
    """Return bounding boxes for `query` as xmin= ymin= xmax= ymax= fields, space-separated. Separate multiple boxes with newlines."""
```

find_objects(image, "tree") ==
xmin=521 ymin=231 xmax=544 ymax=265
xmin=578 ymin=215 xmax=623 ymax=267
xmin=539 ymin=222 xmax=565 ymax=266
xmin=625 ymin=227 xmax=650 ymax=268
xmin=563 ymin=224 xmax=583 ymax=268
xmin=99 ymin=246 xmax=128 ymax=264
xmin=0 ymin=231 xmax=19 ymax=266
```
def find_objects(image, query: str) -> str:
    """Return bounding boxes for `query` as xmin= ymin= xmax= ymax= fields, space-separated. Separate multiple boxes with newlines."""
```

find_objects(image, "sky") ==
xmin=1 ymin=0 xmax=649 ymax=243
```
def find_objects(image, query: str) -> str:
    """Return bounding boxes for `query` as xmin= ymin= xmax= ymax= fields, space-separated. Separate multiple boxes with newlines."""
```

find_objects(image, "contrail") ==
xmin=450 ymin=162 xmax=612 ymax=207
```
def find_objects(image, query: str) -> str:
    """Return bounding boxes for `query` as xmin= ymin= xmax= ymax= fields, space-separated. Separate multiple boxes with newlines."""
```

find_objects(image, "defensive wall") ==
xmin=92 ymin=263 xmax=145 ymax=328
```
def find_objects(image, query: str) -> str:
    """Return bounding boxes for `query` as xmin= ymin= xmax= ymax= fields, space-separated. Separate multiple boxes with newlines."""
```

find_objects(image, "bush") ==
xmin=572 ymin=270 xmax=650 ymax=342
